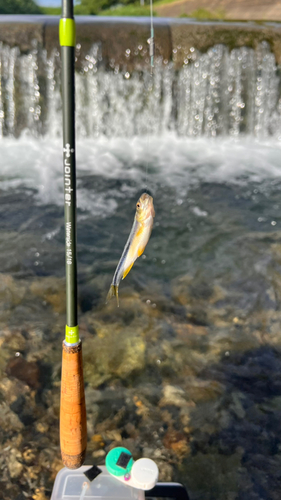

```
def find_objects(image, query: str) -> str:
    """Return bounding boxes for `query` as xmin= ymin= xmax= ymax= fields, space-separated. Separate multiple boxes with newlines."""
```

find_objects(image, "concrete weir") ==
xmin=0 ymin=15 xmax=281 ymax=139
xmin=0 ymin=15 xmax=281 ymax=66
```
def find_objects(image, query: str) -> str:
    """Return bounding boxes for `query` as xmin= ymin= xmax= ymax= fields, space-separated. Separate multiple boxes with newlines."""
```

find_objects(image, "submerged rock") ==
xmin=155 ymin=460 xmax=174 ymax=482
xmin=171 ymin=274 xmax=194 ymax=306
xmin=183 ymin=378 xmax=225 ymax=404
xmin=7 ymin=448 xmax=23 ymax=479
xmin=30 ymin=277 xmax=66 ymax=314
xmin=32 ymin=487 xmax=49 ymax=500
xmin=163 ymin=429 xmax=191 ymax=458
xmin=2 ymin=329 xmax=26 ymax=353
xmin=159 ymin=385 xmax=188 ymax=408
xmin=0 ymin=273 xmax=27 ymax=304
xmin=83 ymin=326 xmax=146 ymax=387
xmin=0 ymin=402 xmax=24 ymax=433
xmin=6 ymin=355 xmax=41 ymax=389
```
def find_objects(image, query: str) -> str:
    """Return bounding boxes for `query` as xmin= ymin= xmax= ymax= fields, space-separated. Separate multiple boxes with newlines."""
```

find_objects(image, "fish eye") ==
xmin=136 ymin=203 xmax=140 ymax=208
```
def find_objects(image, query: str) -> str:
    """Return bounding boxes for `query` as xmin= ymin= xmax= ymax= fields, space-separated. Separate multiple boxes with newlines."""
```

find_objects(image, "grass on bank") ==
xmin=98 ymin=3 xmax=151 ymax=16
xmin=186 ymin=8 xmax=225 ymax=19
xmin=38 ymin=1 xmax=244 ymax=20
xmin=42 ymin=3 xmax=154 ymax=17
xmin=98 ymin=5 xmax=226 ymax=18
xmin=41 ymin=7 xmax=61 ymax=14
xmin=0 ymin=0 xmax=270 ymax=19
xmin=40 ymin=0 xmax=226 ymax=19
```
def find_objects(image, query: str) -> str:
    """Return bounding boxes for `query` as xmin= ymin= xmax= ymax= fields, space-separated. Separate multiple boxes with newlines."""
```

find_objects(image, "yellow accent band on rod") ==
xmin=65 ymin=325 xmax=79 ymax=343
xmin=59 ymin=18 xmax=76 ymax=47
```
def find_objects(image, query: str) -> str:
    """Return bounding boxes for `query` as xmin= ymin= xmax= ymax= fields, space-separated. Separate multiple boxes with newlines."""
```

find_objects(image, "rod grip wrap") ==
xmin=65 ymin=325 xmax=79 ymax=343
xmin=60 ymin=340 xmax=87 ymax=469
xmin=59 ymin=18 xmax=76 ymax=47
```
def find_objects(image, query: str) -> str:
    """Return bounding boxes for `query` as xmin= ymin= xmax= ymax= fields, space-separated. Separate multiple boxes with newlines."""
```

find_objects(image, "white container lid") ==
xmin=50 ymin=466 xmax=144 ymax=500
xmin=131 ymin=458 xmax=159 ymax=490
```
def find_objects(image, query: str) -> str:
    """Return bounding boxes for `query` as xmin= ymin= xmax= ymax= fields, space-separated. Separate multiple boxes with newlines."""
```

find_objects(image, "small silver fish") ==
xmin=107 ymin=193 xmax=155 ymax=306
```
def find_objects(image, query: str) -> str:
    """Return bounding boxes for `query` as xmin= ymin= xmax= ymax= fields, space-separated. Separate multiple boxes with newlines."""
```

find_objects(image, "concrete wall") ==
xmin=0 ymin=15 xmax=281 ymax=65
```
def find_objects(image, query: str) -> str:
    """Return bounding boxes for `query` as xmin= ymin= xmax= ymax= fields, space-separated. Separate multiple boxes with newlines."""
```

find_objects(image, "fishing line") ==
xmin=149 ymin=0 xmax=154 ymax=73
xmin=79 ymin=482 xmax=89 ymax=500
xmin=145 ymin=0 xmax=155 ymax=193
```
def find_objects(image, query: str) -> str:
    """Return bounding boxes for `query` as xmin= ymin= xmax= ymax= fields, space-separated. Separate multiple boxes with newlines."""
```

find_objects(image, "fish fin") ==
xmin=122 ymin=262 xmax=134 ymax=280
xmin=136 ymin=225 xmax=144 ymax=237
xmin=106 ymin=284 xmax=119 ymax=307
xmin=137 ymin=245 xmax=146 ymax=257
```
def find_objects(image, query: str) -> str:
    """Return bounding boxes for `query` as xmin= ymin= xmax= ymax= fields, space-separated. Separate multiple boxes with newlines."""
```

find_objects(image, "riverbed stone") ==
xmin=83 ymin=325 xmax=146 ymax=387
xmin=7 ymin=448 xmax=23 ymax=479
xmin=0 ymin=402 xmax=24 ymax=433
xmin=0 ymin=273 xmax=27 ymax=311
xmin=92 ymin=449 xmax=106 ymax=459
xmin=2 ymin=330 xmax=26 ymax=353
xmin=30 ymin=277 xmax=66 ymax=314
xmin=183 ymin=378 xmax=225 ymax=403
xmin=6 ymin=355 xmax=41 ymax=389
xmin=171 ymin=274 xmax=193 ymax=305
xmin=155 ymin=460 xmax=174 ymax=482
xmin=32 ymin=487 xmax=49 ymax=500
xmin=163 ymin=428 xmax=191 ymax=458
xmin=159 ymin=384 xmax=188 ymax=408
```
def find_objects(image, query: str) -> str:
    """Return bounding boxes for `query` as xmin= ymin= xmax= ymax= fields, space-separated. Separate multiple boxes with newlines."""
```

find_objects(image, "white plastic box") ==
xmin=51 ymin=466 xmax=145 ymax=500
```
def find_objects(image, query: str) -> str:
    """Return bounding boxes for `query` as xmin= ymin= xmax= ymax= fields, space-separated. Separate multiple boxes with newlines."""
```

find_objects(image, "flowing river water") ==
xmin=1 ymin=39 xmax=281 ymax=500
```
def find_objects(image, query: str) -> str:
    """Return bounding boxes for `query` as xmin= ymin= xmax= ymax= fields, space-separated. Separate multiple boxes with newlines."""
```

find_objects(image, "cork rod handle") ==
xmin=60 ymin=340 xmax=87 ymax=469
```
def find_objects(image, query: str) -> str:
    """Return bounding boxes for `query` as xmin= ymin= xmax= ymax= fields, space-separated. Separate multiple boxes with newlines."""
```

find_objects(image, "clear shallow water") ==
xmin=1 ymin=136 xmax=281 ymax=499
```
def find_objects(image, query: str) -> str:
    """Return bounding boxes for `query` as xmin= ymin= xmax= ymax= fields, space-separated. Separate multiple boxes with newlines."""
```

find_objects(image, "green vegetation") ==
xmin=188 ymin=8 xmax=225 ymax=20
xmin=75 ymin=0 xmax=116 ymax=15
xmin=41 ymin=6 xmax=61 ymax=15
xmin=99 ymin=3 xmax=152 ymax=16
xmin=74 ymin=0 xmax=154 ymax=16
xmin=73 ymin=0 xmax=225 ymax=18
xmin=0 ymin=0 xmax=225 ymax=19
xmin=153 ymin=0 xmax=179 ymax=6
xmin=0 ymin=0 xmax=41 ymax=14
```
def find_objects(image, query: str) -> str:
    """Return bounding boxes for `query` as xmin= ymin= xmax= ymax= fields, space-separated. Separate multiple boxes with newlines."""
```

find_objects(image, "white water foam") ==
xmin=1 ymin=135 xmax=281 ymax=215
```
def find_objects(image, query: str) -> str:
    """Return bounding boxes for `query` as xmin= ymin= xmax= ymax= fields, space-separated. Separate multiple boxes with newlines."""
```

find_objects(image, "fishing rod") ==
xmin=59 ymin=0 xmax=87 ymax=469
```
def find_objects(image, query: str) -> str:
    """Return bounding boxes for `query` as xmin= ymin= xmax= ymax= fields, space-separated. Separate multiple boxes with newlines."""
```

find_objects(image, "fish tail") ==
xmin=106 ymin=284 xmax=119 ymax=307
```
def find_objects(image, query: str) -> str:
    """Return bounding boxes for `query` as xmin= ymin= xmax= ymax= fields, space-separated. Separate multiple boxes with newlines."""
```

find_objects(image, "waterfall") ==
xmin=0 ymin=40 xmax=280 ymax=139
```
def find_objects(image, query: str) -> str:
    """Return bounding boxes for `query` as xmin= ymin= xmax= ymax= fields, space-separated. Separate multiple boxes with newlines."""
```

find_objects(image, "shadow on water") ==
xmin=177 ymin=346 xmax=281 ymax=500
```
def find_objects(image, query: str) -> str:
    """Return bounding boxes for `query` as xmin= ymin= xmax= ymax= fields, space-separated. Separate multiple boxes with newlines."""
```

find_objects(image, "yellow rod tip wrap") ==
xmin=65 ymin=325 xmax=79 ymax=343
xmin=59 ymin=18 xmax=76 ymax=47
